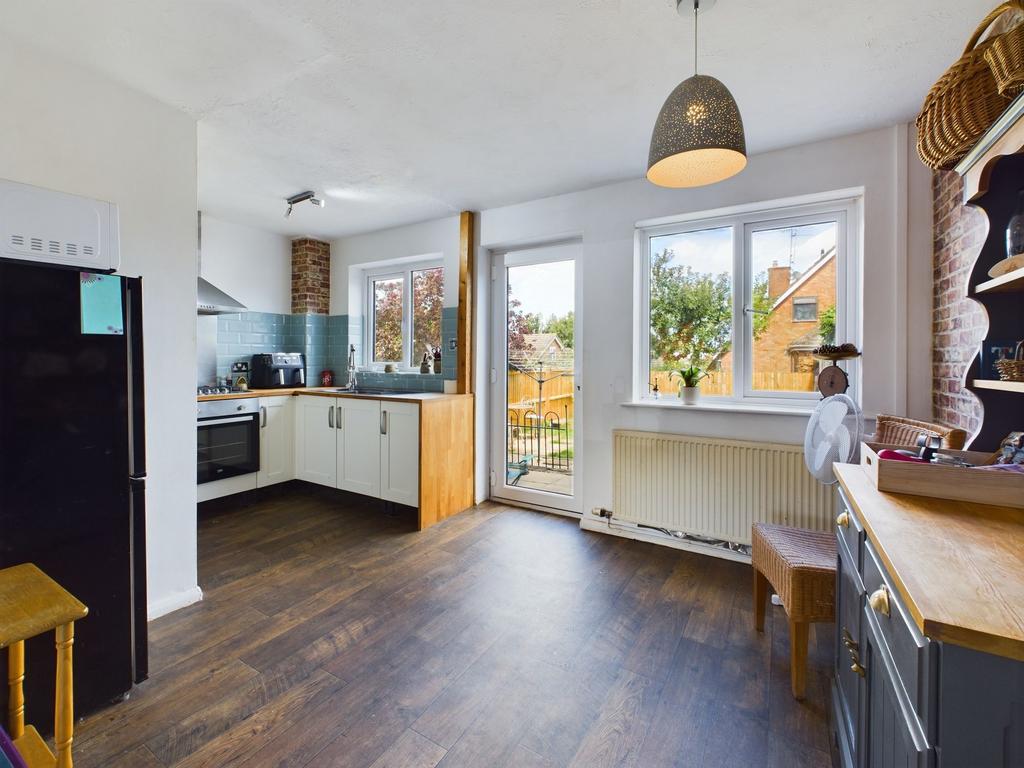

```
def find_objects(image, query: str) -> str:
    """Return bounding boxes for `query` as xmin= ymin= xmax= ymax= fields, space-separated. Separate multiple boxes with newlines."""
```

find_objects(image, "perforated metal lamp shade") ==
xmin=647 ymin=73 xmax=747 ymax=188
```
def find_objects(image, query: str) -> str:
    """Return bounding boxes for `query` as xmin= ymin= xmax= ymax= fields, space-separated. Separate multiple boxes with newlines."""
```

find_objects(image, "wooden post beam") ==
xmin=457 ymin=211 xmax=475 ymax=395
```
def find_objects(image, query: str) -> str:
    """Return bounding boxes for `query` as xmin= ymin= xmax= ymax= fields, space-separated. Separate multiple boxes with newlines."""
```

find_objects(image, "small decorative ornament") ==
xmin=816 ymin=366 xmax=849 ymax=397
xmin=320 ymin=370 xmax=334 ymax=387
xmin=992 ymin=190 xmax=1024 ymax=277
xmin=812 ymin=343 xmax=860 ymax=397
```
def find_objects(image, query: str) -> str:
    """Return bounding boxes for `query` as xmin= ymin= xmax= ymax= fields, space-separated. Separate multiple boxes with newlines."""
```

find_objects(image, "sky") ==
xmin=507 ymin=260 xmax=575 ymax=320
xmin=652 ymin=221 xmax=836 ymax=278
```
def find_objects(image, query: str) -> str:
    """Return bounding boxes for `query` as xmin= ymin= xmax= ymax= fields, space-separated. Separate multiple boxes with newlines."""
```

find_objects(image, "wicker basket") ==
xmin=985 ymin=7 xmax=1024 ymax=96
xmin=996 ymin=340 xmax=1024 ymax=381
xmin=916 ymin=2 xmax=1024 ymax=170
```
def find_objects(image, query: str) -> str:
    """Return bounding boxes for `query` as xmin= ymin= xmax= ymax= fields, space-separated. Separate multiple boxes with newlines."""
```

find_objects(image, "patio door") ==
xmin=490 ymin=243 xmax=580 ymax=513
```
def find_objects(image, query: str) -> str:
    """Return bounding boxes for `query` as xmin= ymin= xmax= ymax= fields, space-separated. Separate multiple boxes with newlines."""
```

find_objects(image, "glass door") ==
xmin=491 ymin=243 xmax=580 ymax=513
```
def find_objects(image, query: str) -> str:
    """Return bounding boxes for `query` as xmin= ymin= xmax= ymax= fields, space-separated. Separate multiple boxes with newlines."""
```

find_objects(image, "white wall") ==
xmin=0 ymin=35 xmax=201 ymax=618
xmin=330 ymin=214 xmax=462 ymax=314
xmin=201 ymin=215 xmax=292 ymax=314
xmin=329 ymin=124 xmax=935 ymax=515
xmin=904 ymin=126 xmax=934 ymax=422
xmin=477 ymin=124 xmax=934 ymax=517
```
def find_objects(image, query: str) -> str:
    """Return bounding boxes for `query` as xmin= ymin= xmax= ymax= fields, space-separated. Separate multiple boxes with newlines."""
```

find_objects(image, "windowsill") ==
xmin=359 ymin=368 xmax=443 ymax=377
xmin=622 ymin=398 xmax=816 ymax=416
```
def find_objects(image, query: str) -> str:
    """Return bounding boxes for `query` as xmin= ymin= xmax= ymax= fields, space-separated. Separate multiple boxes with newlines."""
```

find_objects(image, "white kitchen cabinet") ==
xmin=294 ymin=395 xmax=337 ymax=487
xmin=380 ymin=401 xmax=420 ymax=507
xmin=257 ymin=396 xmax=294 ymax=488
xmin=335 ymin=398 xmax=381 ymax=498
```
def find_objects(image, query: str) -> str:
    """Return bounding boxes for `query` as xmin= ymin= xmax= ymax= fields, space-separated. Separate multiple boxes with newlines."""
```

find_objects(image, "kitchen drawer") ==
xmin=862 ymin=540 xmax=937 ymax=740
xmin=835 ymin=485 xmax=864 ymax=577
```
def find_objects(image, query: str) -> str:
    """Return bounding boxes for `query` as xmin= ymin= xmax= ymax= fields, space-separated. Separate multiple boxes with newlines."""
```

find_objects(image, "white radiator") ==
xmin=612 ymin=430 xmax=833 ymax=546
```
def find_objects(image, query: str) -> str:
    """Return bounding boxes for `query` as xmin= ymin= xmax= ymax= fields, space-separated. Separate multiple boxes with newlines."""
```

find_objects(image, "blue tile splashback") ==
xmin=216 ymin=308 xmax=457 ymax=391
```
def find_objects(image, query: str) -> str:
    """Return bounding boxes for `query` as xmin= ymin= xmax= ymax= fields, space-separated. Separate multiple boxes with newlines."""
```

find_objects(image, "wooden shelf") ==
xmin=972 ymin=379 xmax=1024 ymax=393
xmin=812 ymin=352 xmax=860 ymax=362
xmin=975 ymin=265 xmax=1024 ymax=294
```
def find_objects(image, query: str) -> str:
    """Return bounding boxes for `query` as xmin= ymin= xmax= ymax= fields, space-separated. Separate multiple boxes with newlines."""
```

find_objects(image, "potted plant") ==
xmin=670 ymin=364 xmax=709 ymax=405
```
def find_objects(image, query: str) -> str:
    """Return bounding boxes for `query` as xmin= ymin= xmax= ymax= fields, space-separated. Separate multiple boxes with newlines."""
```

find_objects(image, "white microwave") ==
xmin=0 ymin=178 xmax=119 ymax=272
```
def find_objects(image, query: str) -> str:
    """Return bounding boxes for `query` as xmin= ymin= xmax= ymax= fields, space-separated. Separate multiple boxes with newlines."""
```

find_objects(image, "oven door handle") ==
xmin=198 ymin=416 xmax=257 ymax=427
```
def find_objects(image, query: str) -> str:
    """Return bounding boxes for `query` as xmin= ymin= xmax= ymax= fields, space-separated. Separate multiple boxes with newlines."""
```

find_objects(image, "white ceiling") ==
xmin=4 ymin=1 xmax=996 ymax=237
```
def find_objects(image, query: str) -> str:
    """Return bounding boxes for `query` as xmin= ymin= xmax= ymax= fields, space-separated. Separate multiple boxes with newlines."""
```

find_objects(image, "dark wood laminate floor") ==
xmin=73 ymin=484 xmax=834 ymax=768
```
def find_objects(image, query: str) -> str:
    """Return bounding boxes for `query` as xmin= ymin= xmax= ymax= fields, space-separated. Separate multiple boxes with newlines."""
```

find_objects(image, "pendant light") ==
xmin=647 ymin=0 xmax=747 ymax=188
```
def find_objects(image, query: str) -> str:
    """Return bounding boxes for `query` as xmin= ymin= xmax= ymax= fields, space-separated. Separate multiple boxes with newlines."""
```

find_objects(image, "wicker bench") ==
xmin=872 ymin=414 xmax=967 ymax=450
xmin=752 ymin=522 xmax=836 ymax=700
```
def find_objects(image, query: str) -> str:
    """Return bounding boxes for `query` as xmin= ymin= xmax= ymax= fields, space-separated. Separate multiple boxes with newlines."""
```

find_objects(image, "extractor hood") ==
xmin=197 ymin=277 xmax=247 ymax=315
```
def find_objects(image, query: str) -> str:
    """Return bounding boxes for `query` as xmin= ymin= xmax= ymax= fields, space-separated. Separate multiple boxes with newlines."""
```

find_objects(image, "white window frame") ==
xmin=635 ymin=192 xmax=861 ymax=410
xmin=364 ymin=259 xmax=445 ymax=370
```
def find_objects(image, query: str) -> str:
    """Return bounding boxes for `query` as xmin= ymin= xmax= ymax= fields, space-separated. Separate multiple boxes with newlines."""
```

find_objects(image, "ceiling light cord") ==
xmin=693 ymin=0 xmax=698 ymax=76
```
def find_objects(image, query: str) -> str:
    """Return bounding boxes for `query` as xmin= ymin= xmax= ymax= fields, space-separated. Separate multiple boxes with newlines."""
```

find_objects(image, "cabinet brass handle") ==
xmin=846 ymin=644 xmax=866 ymax=677
xmin=841 ymin=628 xmax=859 ymax=652
xmin=868 ymin=586 xmax=891 ymax=617
xmin=836 ymin=511 xmax=850 ymax=528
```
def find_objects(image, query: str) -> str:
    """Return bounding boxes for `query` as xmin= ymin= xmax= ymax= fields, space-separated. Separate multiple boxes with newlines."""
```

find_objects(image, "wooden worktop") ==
xmin=197 ymin=387 xmax=469 ymax=404
xmin=835 ymin=463 xmax=1024 ymax=661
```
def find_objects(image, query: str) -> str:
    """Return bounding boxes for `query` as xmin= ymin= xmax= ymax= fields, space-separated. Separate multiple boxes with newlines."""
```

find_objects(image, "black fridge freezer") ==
xmin=0 ymin=259 xmax=148 ymax=727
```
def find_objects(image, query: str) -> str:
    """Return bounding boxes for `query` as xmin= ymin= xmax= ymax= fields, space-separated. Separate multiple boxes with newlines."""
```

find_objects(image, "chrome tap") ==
xmin=343 ymin=344 xmax=357 ymax=391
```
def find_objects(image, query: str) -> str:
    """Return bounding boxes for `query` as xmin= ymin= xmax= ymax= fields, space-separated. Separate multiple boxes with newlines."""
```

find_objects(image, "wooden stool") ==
xmin=0 ymin=563 xmax=88 ymax=768
xmin=751 ymin=523 xmax=836 ymax=700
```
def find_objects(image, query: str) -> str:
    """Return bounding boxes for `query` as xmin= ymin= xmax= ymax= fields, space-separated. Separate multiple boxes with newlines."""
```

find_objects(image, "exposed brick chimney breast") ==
xmin=932 ymin=171 xmax=985 ymax=433
xmin=767 ymin=262 xmax=792 ymax=300
xmin=291 ymin=238 xmax=331 ymax=315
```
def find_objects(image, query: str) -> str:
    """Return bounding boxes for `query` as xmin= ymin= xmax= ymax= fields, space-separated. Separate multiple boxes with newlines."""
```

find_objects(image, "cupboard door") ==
xmin=835 ymin=543 xmax=864 ymax=767
xmin=863 ymin=616 xmax=933 ymax=768
xmin=257 ymin=396 xmax=294 ymax=488
xmin=380 ymin=402 xmax=419 ymax=506
xmin=294 ymin=396 xmax=337 ymax=487
xmin=336 ymin=399 xmax=381 ymax=497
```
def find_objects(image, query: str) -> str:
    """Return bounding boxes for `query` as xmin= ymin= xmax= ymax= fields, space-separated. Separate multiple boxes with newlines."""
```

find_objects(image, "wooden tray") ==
xmin=860 ymin=442 xmax=1024 ymax=509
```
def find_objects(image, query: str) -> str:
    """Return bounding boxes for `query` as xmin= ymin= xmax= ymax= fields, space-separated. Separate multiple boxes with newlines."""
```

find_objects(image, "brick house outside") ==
xmin=717 ymin=247 xmax=835 ymax=379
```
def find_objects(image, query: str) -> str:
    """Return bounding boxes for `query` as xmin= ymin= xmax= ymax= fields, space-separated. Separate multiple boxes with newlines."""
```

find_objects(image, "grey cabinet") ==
xmin=833 ymin=520 xmax=863 ymax=768
xmin=832 ymin=490 xmax=1024 ymax=768
xmin=862 ymin=614 xmax=932 ymax=768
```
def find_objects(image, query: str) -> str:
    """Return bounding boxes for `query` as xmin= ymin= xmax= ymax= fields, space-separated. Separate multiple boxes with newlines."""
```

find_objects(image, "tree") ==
xmin=751 ymin=273 xmax=772 ymax=339
xmin=542 ymin=312 xmax=574 ymax=349
xmin=507 ymin=287 xmax=540 ymax=354
xmin=373 ymin=278 xmax=403 ymax=361
xmin=649 ymin=248 xmax=732 ymax=370
xmin=412 ymin=267 xmax=444 ymax=362
xmin=818 ymin=304 xmax=836 ymax=345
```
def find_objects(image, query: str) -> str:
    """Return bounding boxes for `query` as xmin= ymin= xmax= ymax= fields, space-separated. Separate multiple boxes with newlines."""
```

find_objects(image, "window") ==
xmin=638 ymin=195 xmax=858 ymax=405
xmin=792 ymin=297 xmax=818 ymax=322
xmin=366 ymin=262 xmax=444 ymax=368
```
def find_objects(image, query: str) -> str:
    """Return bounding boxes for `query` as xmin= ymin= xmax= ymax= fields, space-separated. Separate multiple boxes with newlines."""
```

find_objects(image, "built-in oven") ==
xmin=197 ymin=398 xmax=260 ymax=484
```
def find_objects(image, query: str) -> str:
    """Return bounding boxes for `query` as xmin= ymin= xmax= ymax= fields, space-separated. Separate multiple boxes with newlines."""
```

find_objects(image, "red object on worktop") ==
xmin=320 ymin=370 xmax=334 ymax=387
xmin=876 ymin=449 xmax=928 ymax=463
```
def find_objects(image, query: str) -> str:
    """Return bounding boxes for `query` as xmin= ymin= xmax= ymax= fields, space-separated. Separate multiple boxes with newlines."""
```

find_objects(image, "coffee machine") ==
xmin=251 ymin=353 xmax=306 ymax=388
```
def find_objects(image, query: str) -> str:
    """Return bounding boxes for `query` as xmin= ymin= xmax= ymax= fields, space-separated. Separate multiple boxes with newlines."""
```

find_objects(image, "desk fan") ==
xmin=804 ymin=394 xmax=863 ymax=484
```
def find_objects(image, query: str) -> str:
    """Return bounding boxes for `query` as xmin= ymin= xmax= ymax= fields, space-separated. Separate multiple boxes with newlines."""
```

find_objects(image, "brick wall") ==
xmin=932 ymin=170 xmax=985 ymax=433
xmin=291 ymin=238 xmax=331 ymax=314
